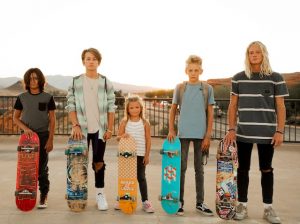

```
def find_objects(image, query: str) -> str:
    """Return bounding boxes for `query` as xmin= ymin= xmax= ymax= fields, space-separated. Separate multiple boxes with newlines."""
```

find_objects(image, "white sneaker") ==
xmin=263 ymin=207 xmax=281 ymax=224
xmin=142 ymin=200 xmax=154 ymax=213
xmin=234 ymin=203 xmax=248 ymax=220
xmin=96 ymin=193 xmax=108 ymax=211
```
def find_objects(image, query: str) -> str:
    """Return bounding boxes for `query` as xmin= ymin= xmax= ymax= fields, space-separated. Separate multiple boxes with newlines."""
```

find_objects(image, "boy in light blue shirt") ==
xmin=168 ymin=55 xmax=215 ymax=216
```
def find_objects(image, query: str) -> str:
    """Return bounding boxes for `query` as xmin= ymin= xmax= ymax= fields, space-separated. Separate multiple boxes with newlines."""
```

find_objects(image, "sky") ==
xmin=0 ymin=0 xmax=299 ymax=89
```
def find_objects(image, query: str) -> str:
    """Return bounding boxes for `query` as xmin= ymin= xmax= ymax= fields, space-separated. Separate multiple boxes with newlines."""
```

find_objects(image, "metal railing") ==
xmin=0 ymin=96 xmax=299 ymax=142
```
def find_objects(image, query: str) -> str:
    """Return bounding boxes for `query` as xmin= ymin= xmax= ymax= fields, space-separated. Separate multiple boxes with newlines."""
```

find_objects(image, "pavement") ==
xmin=0 ymin=135 xmax=299 ymax=224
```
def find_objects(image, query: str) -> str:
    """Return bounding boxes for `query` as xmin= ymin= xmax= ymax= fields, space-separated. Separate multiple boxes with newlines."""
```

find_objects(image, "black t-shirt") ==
xmin=14 ymin=91 xmax=56 ymax=133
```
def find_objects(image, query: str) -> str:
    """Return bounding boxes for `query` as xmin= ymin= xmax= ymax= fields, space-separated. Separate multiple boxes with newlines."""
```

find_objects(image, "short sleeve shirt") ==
xmin=231 ymin=71 xmax=289 ymax=143
xmin=14 ymin=91 xmax=56 ymax=133
xmin=172 ymin=82 xmax=215 ymax=139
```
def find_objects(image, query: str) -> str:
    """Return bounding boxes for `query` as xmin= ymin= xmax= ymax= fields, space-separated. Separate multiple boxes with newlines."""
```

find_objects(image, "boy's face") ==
xmin=29 ymin=73 xmax=39 ymax=91
xmin=83 ymin=52 xmax=100 ymax=71
xmin=248 ymin=44 xmax=263 ymax=66
xmin=185 ymin=63 xmax=203 ymax=83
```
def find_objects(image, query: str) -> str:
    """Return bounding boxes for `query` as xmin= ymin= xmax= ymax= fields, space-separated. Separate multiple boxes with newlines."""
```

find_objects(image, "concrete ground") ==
xmin=0 ymin=135 xmax=299 ymax=224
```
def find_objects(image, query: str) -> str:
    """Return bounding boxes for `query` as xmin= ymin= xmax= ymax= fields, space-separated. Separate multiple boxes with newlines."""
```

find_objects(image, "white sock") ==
xmin=264 ymin=203 xmax=272 ymax=209
xmin=96 ymin=188 xmax=104 ymax=195
xmin=239 ymin=202 xmax=247 ymax=207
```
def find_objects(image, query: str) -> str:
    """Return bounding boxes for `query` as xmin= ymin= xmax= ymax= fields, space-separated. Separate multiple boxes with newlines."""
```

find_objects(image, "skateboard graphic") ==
xmin=65 ymin=137 xmax=88 ymax=212
xmin=15 ymin=133 xmax=40 ymax=212
xmin=117 ymin=136 xmax=137 ymax=214
xmin=216 ymin=139 xmax=238 ymax=220
xmin=159 ymin=138 xmax=181 ymax=214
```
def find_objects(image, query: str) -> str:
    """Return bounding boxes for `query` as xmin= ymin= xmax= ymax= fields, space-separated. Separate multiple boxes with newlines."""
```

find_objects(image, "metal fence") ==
xmin=0 ymin=96 xmax=299 ymax=142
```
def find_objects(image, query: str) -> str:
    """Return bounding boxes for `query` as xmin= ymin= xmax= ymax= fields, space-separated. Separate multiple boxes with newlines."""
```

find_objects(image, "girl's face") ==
xmin=128 ymin=101 xmax=142 ymax=118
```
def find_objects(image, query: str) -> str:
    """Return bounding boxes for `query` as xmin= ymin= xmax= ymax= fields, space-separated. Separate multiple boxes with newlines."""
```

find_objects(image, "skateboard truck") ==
xmin=160 ymin=149 xmax=180 ymax=158
xmin=118 ymin=151 xmax=136 ymax=158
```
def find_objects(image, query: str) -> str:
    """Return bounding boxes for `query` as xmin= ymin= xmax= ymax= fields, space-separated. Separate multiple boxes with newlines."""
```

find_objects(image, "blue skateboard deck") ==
xmin=216 ymin=139 xmax=238 ymax=219
xmin=159 ymin=138 xmax=181 ymax=214
xmin=65 ymin=137 xmax=88 ymax=212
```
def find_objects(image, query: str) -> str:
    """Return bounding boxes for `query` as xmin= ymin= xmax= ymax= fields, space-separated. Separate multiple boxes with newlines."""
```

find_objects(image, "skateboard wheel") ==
xmin=34 ymin=146 xmax=39 ymax=152
xmin=15 ymin=191 xmax=19 ymax=196
xmin=131 ymin=196 xmax=136 ymax=202
xmin=32 ymin=192 xmax=36 ymax=197
xmin=160 ymin=149 xmax=164 ymax=155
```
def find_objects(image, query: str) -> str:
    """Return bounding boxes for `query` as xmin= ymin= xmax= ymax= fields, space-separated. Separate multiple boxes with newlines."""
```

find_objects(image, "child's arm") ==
xmin=201 ymin=104 xmax=213 ymax=151
xmin=143 ymin=121 xmax=151 ymax=165
xmin=13 ymin=109 xmax=34 ymax=137
xmin=167 ymin=104 xmax=177 ymax=141
xmin=116 ymin=119 xmax=129 ymax=141
xmin=45 ymin=110 xmax=56 ymax=153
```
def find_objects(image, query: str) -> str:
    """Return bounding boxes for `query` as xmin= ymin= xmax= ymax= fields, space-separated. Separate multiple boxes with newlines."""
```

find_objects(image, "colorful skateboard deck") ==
xmin=159 ymin=138 xmax=181 ymax=214
xmin=15 ymin=133 xmax=40 ymax=212
xmin=117 ymin=136 xmax=137 ymax=214
xmin=216 ymin=139 xmax=238 ymax=219
xmin=65 ymin=137 xmax=88 ymax=212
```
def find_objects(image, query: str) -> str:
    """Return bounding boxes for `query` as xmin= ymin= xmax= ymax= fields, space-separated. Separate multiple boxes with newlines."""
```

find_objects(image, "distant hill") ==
xmin=0 ymin=75 xmax=159 ymax=95
xmin=0 ymin=80 xmax=67 ymax=96
xmin=207 ymin=72 xmax=300 ymax=99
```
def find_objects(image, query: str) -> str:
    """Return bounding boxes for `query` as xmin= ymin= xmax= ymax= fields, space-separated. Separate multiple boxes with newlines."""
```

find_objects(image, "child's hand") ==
xmin=143 ymin=155 xmax=150 ymax=166
xmin=24 ymin=128 xmax=34 ymax=138
xmin=45 ymin=139 xmax=54 ymax=153
xmin=121 ymin=133 xmax=130 ymax=138
xmin=167 ymin=130 xmax=176 ymax=142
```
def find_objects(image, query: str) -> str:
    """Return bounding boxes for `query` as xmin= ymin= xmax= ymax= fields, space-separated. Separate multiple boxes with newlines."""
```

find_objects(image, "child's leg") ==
xmin=137 ymin=156 xmax=148 ymax=202
xmin=38 ymin=131 xmax=50 ymax=196
xmin=193 ymin=139 xmax=204 ymax=203
xmin=179 ymin=138 xmax=190 ymax=206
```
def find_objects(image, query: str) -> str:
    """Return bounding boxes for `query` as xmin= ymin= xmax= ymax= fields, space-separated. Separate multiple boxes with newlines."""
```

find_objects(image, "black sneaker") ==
xmin=37 ymin=194 xmax=48 ymax=209
xmin=177 ymin=207 xmax=184 ymax=216
xmin=196 ymin=203 xmax=213 ymax=216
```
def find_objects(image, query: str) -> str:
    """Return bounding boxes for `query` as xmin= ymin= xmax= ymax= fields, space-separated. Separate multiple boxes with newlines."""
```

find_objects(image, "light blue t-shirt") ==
xmin=172 ymin=82 xmax=215 ymax=139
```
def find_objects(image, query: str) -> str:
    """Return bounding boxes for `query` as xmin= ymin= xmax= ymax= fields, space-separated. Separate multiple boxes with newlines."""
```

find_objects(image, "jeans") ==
xmin=237 ymin=141 xmax=274 ymax=204
xmin=179 ymin=138 xmax=204 ymax=205
xmin=37 ymin=131 xmax=50 ymax=196
xmin=87 ymin=132 xmax=106 ymax=188
xmin=137 ymin=156 xmax=148 ymax=202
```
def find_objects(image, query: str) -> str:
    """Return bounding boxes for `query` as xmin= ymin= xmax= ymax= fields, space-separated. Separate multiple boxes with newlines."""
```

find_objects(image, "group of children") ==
xmin=13 ymin=42 xmax=287 ymax=223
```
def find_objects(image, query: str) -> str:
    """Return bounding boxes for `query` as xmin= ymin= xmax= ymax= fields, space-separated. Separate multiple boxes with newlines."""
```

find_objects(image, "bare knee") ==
xmin=94 ymin=162 xmax=104 ymax=173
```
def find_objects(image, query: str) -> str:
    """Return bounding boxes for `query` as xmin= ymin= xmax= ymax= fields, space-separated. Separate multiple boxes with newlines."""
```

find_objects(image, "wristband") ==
xmin=276 ymin=130 xmax=284 ymax=134
xmin=106 ymin=129 xmax=112 ymax=134
xmin=227 ymin=128 xmax=236 ymax=132
xmin=72 ymin=124 xmax=80 ymax=128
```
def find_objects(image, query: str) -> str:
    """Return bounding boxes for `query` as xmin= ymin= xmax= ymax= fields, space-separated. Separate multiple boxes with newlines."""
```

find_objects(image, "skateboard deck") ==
xmin=216 ymin=139 xmax=238 ymax=219
xmin=117 ymin=136 xmax=137 ymax=214
xmin=15 ymin=133 xmax=40 ymax=212
xmin=65 ymin=137 xmax=88 ymax=212
xmin=159 ymin=138 xmax=181 ymax=214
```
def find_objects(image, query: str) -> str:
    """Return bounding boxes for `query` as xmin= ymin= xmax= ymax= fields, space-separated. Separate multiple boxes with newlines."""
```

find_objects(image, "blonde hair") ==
xmin=245 ymin=41 xmax=272 ymax=78
xmin=124 ymin=95 xmax=145 ymax=122
xmin=186 ymin=55 xmax=202 ymax=68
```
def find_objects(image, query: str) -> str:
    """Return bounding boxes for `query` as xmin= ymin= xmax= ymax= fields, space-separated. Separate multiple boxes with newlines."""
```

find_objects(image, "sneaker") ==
xmin=177 ymin=207 xmax=184 ymax=216
xmin=96 ymin=193 xmax=108 ymax=211
xmin=142 ymin=200 xmax=154 ymax=213
xmin=37 ymin=194 xmax=48 ymax=209
xmin=196 ymin=203 xmax=213 ymax=216
xmin=234 ymin=203 xmax=248 ymax=220
xmin=114 ymin=201 xmax=120 ymax=210
xmin=263 ymin=207 xmax=281 ymax=224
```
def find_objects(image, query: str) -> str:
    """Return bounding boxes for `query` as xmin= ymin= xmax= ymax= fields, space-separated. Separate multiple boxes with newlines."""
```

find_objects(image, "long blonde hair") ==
xmin=124 ymin=94 xmax=145 ymax=122
xmin=245 ymin=41 xmax=272 ymax=78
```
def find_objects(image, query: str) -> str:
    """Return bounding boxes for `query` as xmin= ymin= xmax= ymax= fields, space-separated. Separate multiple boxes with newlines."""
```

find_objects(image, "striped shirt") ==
xmin=231 ymin=71 xmax=289 ymax=144
xmin=125 ymin=119 xmax=146 ymax=156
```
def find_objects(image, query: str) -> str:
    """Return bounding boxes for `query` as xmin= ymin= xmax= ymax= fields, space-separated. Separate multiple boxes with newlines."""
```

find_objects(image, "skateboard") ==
xmin=216 ymin=139 xmax=238 ymax=220
xmin=65 ymin=137 xmax=88 ymax=212
xmin=117 ymin=136 xmax=137 ymax=214
xmin=15 ymin=133 xmax=40 ymax=212
xmin=159 ymin=138 xmax=181 ymax=214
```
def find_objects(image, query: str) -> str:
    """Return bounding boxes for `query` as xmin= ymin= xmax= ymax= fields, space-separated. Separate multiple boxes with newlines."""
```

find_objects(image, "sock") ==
xmin=96 ymin=188 xmax=104 ymax=195
xmin=264 ymin=203 xmax=272 ymax=209
xmin=239 ymin=202 xmax=247 ymax=207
